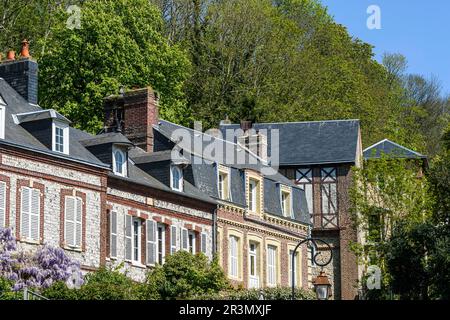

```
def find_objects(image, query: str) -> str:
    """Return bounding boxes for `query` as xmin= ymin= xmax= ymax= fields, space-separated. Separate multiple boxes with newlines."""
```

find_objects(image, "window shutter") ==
xmin=124 ymin=215 xmax=132 ymax=261
xmin=75 ymin=198 xmax=82 ymax=247
xmin=229 ymin=236 xmax=238 ymax=277
xmin=0 ymin=182 xmax=6 ymax=228
xmin=65 ymin=197 xmax=75 ymax=246
xmin=201 ymin=232 xmax=207 ymax=254
xmin=181 ymin=228 xmax=188 ymax=251
xmin=170 ymin=225 xmax=177 ymax=254
xmin=21 ymin=187 xmax=30 ymax=238
xmin=146 ymin=220 xmax=156 ymax=265
xmin=110 ymin=211 xmax=117 ymax=258
xmin=30 ymin=189 xmax=40 ymax=241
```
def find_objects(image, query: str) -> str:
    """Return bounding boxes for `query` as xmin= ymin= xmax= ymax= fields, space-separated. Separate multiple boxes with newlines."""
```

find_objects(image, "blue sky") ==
xmin=320 ymin=0 xmax=450 ymax=96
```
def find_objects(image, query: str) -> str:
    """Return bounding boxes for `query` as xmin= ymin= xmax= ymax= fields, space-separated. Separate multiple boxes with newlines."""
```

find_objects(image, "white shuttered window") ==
xmin=267 ymin=245 xmax=277 ymax=287
xmin=65 ymin=196 xmax=82 ymax=248
xmin=124 ymin=215 xmax=133 ymax=261
xmin=21 ymin=187 xmax=40 ymax=241
xmin=201 ymin=232 xmax=207 ymax=254
xmin=110 ymin=211 xmax=117 ymax=258
xmin=0 ymin=181 xmax=6 ymax=228
xmin=170 ymin=225 xmax=178 ymax=254
xmin=229 ymin=236 xmax=239 ymax=278
xmin=146 ymin=220 xmax=157 ymax=265
xmin=181 ymin=228 xmax=188 ymax=251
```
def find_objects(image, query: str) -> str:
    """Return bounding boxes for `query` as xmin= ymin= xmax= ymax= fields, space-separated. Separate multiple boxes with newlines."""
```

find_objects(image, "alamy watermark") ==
xmin=168 ymin=121 xmax=280 ymax=176
xmin=367 ymin=5 xmax=382 ymax=30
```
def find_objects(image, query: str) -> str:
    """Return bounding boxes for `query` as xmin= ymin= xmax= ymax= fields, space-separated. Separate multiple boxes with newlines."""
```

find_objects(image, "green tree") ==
xmin=141 ymin=251 xmax=229 ymax=300
xmin=39 ymin=0 xmax=191 ymax=133
xmin=350 ymin=155 xmax=430 ymax=298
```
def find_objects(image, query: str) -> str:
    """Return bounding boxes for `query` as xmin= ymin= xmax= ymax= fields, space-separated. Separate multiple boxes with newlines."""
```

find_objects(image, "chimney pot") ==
xmin=6 ymin=50 xmax=15 ymax=60
xmin=20 ymin=39 xmax=30 ymax=58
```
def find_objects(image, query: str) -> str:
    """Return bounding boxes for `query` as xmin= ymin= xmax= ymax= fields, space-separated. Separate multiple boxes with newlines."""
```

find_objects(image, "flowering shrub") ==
xmin=0 ymin=227 xmax=83 ymax=293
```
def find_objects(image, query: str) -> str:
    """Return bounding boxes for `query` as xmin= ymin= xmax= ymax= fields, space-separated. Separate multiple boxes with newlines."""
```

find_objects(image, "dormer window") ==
xmin=113 ymin=147 xmax=127 ymax=177
xmin=52 ymin=121 xmax=69 ymax=154
xmin=281 ymin=190 xmax=292 ymax=218
xmin=217 ymin=166 xmax=230 ymax=201
xmin=170 ymin=165 xmax=183 ymax=191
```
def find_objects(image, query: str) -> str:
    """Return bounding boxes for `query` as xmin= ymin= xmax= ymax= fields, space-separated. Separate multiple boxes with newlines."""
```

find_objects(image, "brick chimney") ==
xmin=0 ymin=40 xmax=38 ymax=105
xmin=104 ymin=87 xmax=159 ymax=152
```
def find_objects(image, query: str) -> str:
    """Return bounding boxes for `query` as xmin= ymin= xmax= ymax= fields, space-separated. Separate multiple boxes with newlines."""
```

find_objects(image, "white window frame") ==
xmin=217 ymin=168 xmax=230 ymax=201
xmin=132 ymin=217 xmax=141 ymax=263
xmin=266 ymin=245 xmax=277 ymax=287
xmin=157 ymin=223 xmax=166 ymax=265
xmin=248 ymin=242 xmax=260 ymax=288
xmin=109 ymin=211 xmax=118 ymax=258
xmin=64 ymin=196 xmax=82 ymax=249
xmin=52 ymin=120 xmax=69 ymax=154
xmin=229 ymin=235 xmax=239 ymax=278
xmin=20 ymin=187 xmax=40 ymax=242
xmin=170 ymin=225 xmax=178 ymax=254
xmin=188 ymin=230 xmax=196 ymax=254
xmin=170 ymin=165 xmax=183 ymax=191
xmin=0 ymin=105 xmax=5 ymax=140
xmin=112 ymin=147 xmax=127 ymax=177
xmin=248 ymin=179 xmax=258 ymax=212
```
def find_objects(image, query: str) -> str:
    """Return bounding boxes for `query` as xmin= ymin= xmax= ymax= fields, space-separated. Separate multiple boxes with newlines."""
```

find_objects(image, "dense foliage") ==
xmin=350 ymin=128 xmax=450 ymax=300
xmin=1 ymin=0 xmax=448 ymax=151
xmin=141 ymin=251 xmax=230 ymax=300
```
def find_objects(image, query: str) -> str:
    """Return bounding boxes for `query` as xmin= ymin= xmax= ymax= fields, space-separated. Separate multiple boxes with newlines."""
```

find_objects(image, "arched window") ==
xmin=170 ymin=165 xmax=183 ymax=191
xmin=113 ymin=148 xmax=127 ymax=176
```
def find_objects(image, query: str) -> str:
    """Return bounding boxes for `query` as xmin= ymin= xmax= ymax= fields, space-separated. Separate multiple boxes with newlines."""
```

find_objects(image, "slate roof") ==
xmin=0 ymin=78 xmax=216 ymax=205
xmin=363 ymin=139 xmax=427 ymax=160
xmin=80 ymin=132 xmax=134 ymax=148
xmin=14 ymin=109 xmax=71 ymax=124
xmin=219 ymin=120 xmax=360 ymax=166
xmin=0 ymin=78 xmax=107 ymax=168
xmin=152 ymin=119 xmax=311 ymax=225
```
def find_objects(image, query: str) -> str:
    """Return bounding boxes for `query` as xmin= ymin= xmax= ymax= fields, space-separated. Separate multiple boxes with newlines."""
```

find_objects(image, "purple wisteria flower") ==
xmin=0 ymin=227 xmax=84 ymax=292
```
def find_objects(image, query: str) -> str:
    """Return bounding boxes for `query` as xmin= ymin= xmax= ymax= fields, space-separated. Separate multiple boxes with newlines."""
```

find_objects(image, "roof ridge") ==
xmin=220 ymin=119 xmax=360 ymax=126
xmin=156 ymin=119 xmax=267 ymax=163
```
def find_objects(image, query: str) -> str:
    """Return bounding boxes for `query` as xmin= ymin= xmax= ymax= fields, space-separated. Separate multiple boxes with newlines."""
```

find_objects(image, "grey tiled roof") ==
xmin=363 ymin=139 xmax=427 ymax=160
xmin=220 ymin=120 xmax=360 ymax=165
xmin=152 ymin=120 xmax=310 ymax=225
xmin=14 ymin=109 xmax=71 ymax=124
xmin=80 ymin=132 xmax=134 ymax=148
xmin=0 ymin=78 xmax=216 ymax=206
xmin=0 ymin=78 xmax=107 ymax=168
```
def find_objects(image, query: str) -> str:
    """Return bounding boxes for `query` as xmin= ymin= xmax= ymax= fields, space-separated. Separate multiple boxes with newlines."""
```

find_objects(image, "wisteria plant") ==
xmin=0 ymin=227 xmax=83 ymax=292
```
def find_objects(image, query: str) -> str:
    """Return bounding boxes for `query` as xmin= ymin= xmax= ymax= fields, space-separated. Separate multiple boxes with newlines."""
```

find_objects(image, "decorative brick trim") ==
xmin=60 ymin=188 xmax=87 ymax=252
xmin=152 ymin=215 xmax=162 ymax=223
xmin=107 ymin=194 xmax=213 ymax=225
xmin=194 ymin=226 xmax=202 ymax=233
xmin=15 ymin=179 xmax=45 ymax=243
xmin=0 ymin=174 xmax=11 ymax=228
xmin=164 ymin=218 xmax=172 ymax=225
xmin=184 ymin=223 xmax=193 ymax=230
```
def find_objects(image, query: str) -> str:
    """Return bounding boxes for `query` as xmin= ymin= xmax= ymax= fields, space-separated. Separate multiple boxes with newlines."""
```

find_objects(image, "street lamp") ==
xmin=312 ymin=271 xmax=332 ymax=300
xmin=291 ymin=238 xmax=333 ymax=300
